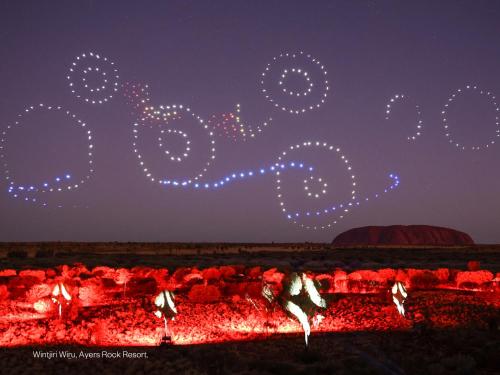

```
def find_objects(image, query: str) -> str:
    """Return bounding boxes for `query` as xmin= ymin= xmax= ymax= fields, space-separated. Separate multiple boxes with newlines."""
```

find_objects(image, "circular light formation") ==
xmin=385 ymin=94 xmax=423 ymax=141
xmin=132 ymin=104 xmax=216 ymax=184
xmin=0 ymin=103 xmax=94 ymax=205
xmin=280 ymin=68 xmax=313 ymax=97
xmin=303 ymin=175 xmax=328 ymax=199
xmin=68 ymin=52 xmax=119 ymax=105
xmin=207 ymin=104 xmax=272 ymax=141
xmin=441 ymin=85 xmax=500 ymax=151
xmin=158 ymin=128 xmax=191 ymax=162
xmin=275 ymin=141 xmax=356 ymax=230
xmin=261 ymin=51 xmax=329 ymax=114
xmin=275 ymin=141 xmax=400 ymax=230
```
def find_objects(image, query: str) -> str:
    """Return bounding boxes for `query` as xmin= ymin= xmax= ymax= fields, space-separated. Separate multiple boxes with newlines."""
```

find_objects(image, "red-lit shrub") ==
xmin=395 ymin=269 xmax=409 ymax=283
xmin=19 ymin=270 xmax=45 ymax=281
xmin=262 ymin=268 xmax=284 ymax=284
xmin=183 ymin=269 xmax=203 ymax=284
xmin=188 ymin=284 xmax=221 ymax=303
xmin=410 ymin=270 xmax=439 ymax=289
xmin=456 ymin=271 xmax=493 ymax=289
xmin=246 ymin=281 xmax=263 ymax=298
xmin=26 ymin=283 xmax=52 ymax=303
xmin=130 ymin=266 xmax=155 ymax=278
xmin=78 ymin=279 xmax=107 ymax=306
xmin=333 ymin=269 xmax=348 ymax=293
xmin=247 ymin=266 xmax=262 ymax=279
xmin=0 ymin=285 xmax=9 ymax=300
xmin=434 ymin=268 xmax=450 ymax=283
xmin=202 ymin=267 xmax=222 ymax=283
xmin=172 ymin=267 xmax=192 ymax=282
xmin=219 ymin=266 xmax=237 ymax=279
xmin=0 ymin=269 xmax=16 ymax=277
xmin=377 ymin=268 xmax=396 ymax=283
xmin=46 ymin=269 xmax=57 ymax=278
xmin=467 ymin=261 xmax=481 ymax=271
xmin=315 ymin=274 xmax=334 ymax=292
xmin=8 ymin=275 xmax=40 ymax=292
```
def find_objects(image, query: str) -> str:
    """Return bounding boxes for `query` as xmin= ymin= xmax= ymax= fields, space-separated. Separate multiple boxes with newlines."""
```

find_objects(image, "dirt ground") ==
xmin=0 ymin=328 xmax=498 ymax=375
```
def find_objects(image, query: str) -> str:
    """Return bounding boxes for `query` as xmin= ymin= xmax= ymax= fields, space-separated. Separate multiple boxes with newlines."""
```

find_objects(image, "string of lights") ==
xmin=207 ymin=104 xmax=272 ymax=141
xmin=67 ymin=52 xmax=119 ymax=105
xmin=3 ymin=51 xmax=401 ymax=226
xmin=133 ymin=129 xmax=399 ymax=230
xmin=385 ymin=94 xmax=423 ymax=141
xmin=132 ymin=104 xmax=216 ymax=183
xmin=260 ymin=51 xmax=329 ymax=114
xmin=0 ymin=104 xmax=94 ymax=207
xmin=441 ymin=85 xmax=500 ymax=151
xmin=207 ymin=111 xmax=241 ymax=141
xmin=275 ymin=141 xmax=400 ymax=230
xmin=122 ymin=82 xmax=151 ymax=119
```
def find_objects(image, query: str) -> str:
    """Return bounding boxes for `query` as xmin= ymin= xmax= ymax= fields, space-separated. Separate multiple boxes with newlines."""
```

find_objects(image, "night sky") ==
xmin=1 ymin=0 xmax=500 ymax=243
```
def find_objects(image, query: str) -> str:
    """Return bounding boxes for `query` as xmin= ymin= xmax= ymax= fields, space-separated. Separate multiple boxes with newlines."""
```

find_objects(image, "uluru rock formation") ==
xmin=332 ymin=225 xmax=474 ymax=246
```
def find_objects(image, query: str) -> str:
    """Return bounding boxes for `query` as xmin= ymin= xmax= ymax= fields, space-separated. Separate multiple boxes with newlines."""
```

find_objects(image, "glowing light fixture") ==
xmin=154 ymin=290 xmax=177 ymax=344
xmin=391 ymin=281 xmax=408 ymax=316
xmin=51 ymin=282 xmax=71 ymax=318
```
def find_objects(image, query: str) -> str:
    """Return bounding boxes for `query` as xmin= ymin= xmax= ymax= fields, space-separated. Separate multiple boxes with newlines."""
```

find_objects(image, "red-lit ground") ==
xmin=0 ymin=245 xmax=499 ymax=374
xmin=0 ymin=263 xmax=498 ymax=346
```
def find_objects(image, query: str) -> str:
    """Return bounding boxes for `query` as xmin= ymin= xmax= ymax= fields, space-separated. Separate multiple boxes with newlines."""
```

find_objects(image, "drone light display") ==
xmin=0 ymin=103 xmax=94 ymax=207
xmin=207 ymin=104 xmax=273 ymax=141
xmin=441 ymin=85 xmax=500 ymax=151
xmin=1 ymin=49 xmax=409 ymax=228
xmin=132 ymin=104 xmax=216 ymax=184
xmin=67 ymin=52 xmax=119 ymax=105
xmin=385 ymin=94 xmax=423 ymax=141
xmin=261 ymin=51 xmax=329 ymax=114
xmin=275 ymin=141 xmax=400 ymax=230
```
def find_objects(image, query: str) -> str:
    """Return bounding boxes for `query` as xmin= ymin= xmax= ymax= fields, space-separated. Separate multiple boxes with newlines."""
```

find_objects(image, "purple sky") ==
xmin=1 ymin=0 xmax=500 ymax=243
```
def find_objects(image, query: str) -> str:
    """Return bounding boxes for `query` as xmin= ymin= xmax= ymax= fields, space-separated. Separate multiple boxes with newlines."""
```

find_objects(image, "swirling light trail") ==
xmin=67 ymin=52 xmax=119 ymax=105
xmin=0 ymin=103 xmax=94 ymax=207
xmin=261 ymin=51 xmax=329 ymax=114
xmin=385 ymin=94 xmax=423 ymax=141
